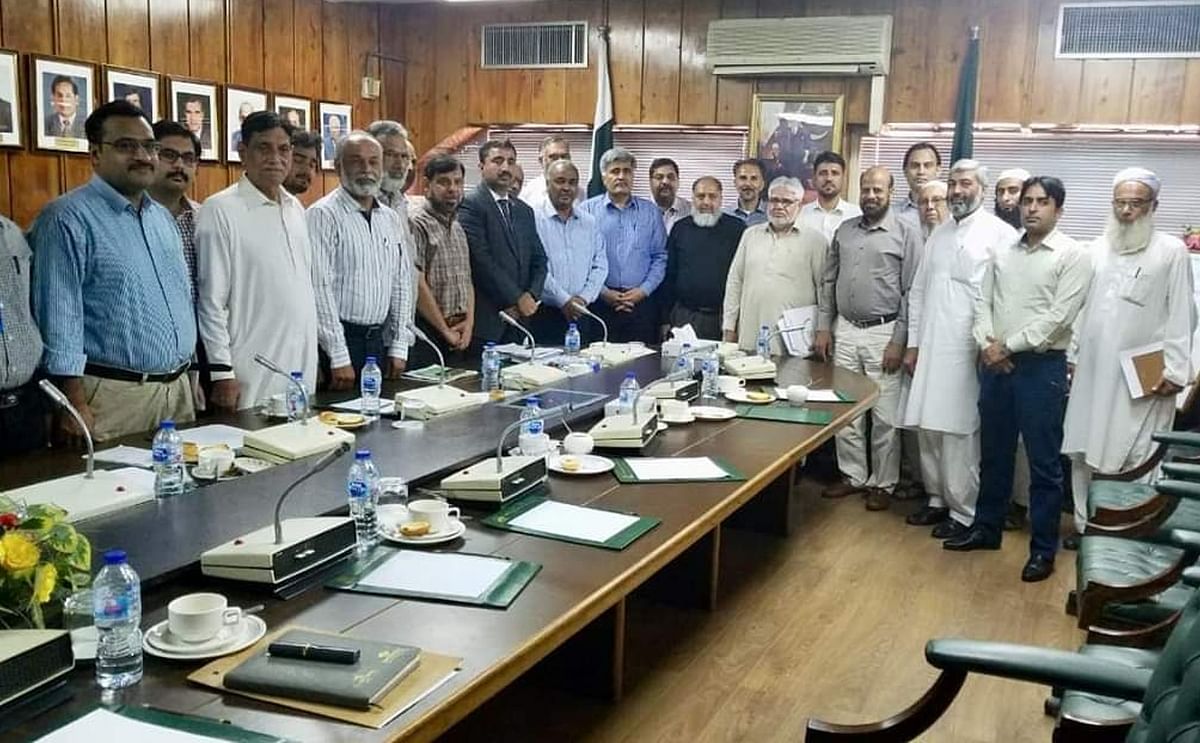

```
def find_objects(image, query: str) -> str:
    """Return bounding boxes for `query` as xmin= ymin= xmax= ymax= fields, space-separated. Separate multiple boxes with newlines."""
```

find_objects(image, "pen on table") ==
xmin=268 ymin=641 xmax=360 ymax=664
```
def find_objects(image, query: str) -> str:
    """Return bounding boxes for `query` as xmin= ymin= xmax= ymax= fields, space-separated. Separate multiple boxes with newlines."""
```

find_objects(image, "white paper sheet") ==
xmin=90 ymin=445 xmax=154 ymax=468
xmin=360 ymin=551 xmax=511 ymax=599
xmin=178 ymin=424 xmax=248 ymax=450
xmin=508 ymin=500 xmax=639 ymax=543
xmin=328 ymin=397 xmax=397 ymax=414
xmin=493 ymin=343 xmax=562 ymax=361
xmin=802 ymin=389 xmax=844 ymax=403
xmin=778 ymin=305 xmax=817 ymax=357
xmin=36 ymin=708 xmax=228 ymax=742
xmin=625 ymin=457 xmax=729 ymax=481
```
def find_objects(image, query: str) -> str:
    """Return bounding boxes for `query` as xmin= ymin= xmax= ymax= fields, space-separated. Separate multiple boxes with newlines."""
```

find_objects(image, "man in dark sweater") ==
xmin=659 ymin=176 xmax=746 ymax=340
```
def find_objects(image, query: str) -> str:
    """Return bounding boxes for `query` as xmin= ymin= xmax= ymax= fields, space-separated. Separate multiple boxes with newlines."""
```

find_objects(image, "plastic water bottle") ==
xmin=286 ymin=371 xmax=305 ymax=421
xmin=701 ymin=347 xmax=720 ymax=399
xmin=481 ymin=342 xmax=501 ymax=393
xmin=618 ymin=372 xmax=640 ymax=414
xmin=520 ymin=396 xmax=545 ymax=437
xmin=151 ymin=420 xmax=184 ymax=499
xmin=347 ymin=450 xmax=380 ymax=552
xmin=757 ymin=325 xmax=772 ymax=359
xmin=93 ymin=549 xmax=142 ymax=689
xmin=564 ymin=323 xmax=581 ymax=356
xmin=675 ymin=343 xmax=693 ymax=374
xmin=361 ymin=356 xmax=382 ymax=420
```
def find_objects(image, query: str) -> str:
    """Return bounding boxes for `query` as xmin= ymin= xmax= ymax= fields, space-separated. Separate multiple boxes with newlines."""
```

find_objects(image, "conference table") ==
xmin=6 ymin=353 xmax=876 ymax=742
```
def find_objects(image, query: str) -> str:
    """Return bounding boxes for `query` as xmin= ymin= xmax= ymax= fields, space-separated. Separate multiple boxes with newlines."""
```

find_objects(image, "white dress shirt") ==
xmin=661 ymin=196 xmax=692 ymax=234
xmin=307 ymin=187 xmax=417 ymax=367
xmin=196 ymin=176 xmax=318 ymax=409
xmin=800 ymin=198 xmax=862 ymax=242
xmin=518 ymin=173 xmax=584 ymax=211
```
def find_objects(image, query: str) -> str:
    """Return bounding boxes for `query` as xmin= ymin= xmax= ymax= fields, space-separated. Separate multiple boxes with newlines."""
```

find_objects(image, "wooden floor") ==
xmin=443 ymin=475 xmax=1082 ymax=743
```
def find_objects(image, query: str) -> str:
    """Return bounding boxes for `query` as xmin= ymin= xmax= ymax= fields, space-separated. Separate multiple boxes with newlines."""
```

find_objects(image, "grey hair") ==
xmin=599 ymin=147 xmax=636 ymax=173
xmin=767 ymin=176 xmax=804 ymax=197
xmin=919 ymin=179 xmax=948 ymax=195
xmin=539 ymin=134 xmax=571 ymax=154
xmin=334 ymin=130 xmax=382 ymax=164
xmin=365 ymin=120 xmax=409 ymax=141
xmin=949 ymin=158 xmax=989 ymax=189
xmin=545 ymin=159 xmax=579 ymax=178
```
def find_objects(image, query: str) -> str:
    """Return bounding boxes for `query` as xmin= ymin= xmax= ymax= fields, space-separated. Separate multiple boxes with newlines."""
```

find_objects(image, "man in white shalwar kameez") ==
xmin=1061 ymin=167 xmax=1195 ymax=539
xmin=197 ymin=111 xmax=319 ymax=411
xmin=902 ymin=161 xmax=1017 ymax=537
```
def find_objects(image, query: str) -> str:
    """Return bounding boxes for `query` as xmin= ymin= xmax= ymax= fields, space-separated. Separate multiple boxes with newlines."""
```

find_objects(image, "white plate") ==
xmin=660 ymin=415 xmax=695 ymax=425
xmin=548 ymin=454 xmax=615 ymax=476
xmin=143 ymin=615 xmax=266 ymax=661
xmin=657 ymin=421 xmax=668 ymax=432
xmin=189 ymin=466 xmax=235 ymax=482
xmin=690 ymin=405 xmax=737 ymax=421
xmin=724 ymin=388 xmax=776 ymax=405
xmin=233 ymin=456 xmax=272 ymax=474
xmin=379 ymin=517 xmax=467 ymax=545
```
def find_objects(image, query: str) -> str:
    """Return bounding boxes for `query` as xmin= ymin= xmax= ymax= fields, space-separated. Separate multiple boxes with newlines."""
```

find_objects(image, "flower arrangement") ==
xmin=0 ymin=497 xmax=91 ymax=629
xmin=1186 ymin=226 xmax=1200 ymax=252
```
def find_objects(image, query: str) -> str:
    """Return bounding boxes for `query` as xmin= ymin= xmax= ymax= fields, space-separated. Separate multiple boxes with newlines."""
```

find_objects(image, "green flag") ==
xmin=588 ymin=29 xmax=613 ymax=199
xmin=951 ymin=27 xmax=980 ymax=164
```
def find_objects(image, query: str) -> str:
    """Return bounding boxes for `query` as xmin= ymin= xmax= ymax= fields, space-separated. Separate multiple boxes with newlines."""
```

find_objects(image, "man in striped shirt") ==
xmin=308 ymin=131 xmax=416 ymax=388
xmin=31 ymin=101 xmax=196 ymax=443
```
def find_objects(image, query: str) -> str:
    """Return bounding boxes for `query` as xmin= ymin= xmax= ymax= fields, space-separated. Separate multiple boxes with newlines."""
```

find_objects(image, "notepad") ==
xmin=778 ymin=306 xmax=817 ymax=356
xmin=626 ymin=457 xmax=731 ymax=481
xmin=1120 ymin=342 xmax=1166 ymax=399
xmin=494 ymin=343 xmax=561 ymax=360
xmin=508 ymin=500 xmax=640 ymax=543
xmin=401 ymin=365 xmax=478 ymax=384
xmin=37 ymin=708 xmax=233 ymax=742
xmin=328 ymin=397 xmax=397 ymax=415
xmin=90 ymin=445 xmax=153 ymax=469
xmin=360 ymin=551 xmax=509 ymax=598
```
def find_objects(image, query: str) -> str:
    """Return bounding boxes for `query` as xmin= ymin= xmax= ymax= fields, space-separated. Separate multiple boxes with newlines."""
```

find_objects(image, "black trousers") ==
xmin=530 ymin=305 xmax=601 ymax=347
xmin=407 ymin=316 xmax=474 ymax=370
xmin=665 ymin=303 xmax=723 ymax=341
xmin=590 ymin=291 xmax=659 ymax=345
xmin=0 ymin=380 xmax=48 ymax=458
xmin=319 ymin=322 xmax=387 ymax=388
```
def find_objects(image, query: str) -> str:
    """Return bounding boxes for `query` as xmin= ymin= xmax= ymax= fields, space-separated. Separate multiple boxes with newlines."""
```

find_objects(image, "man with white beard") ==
xmin=660 ymin=176 xmax=746 ymax=340
xmin=903 ymin=161 xmax=1017 ymax=535
xmin=1061 ymin=167 xmax=1195 ymax=548
xmin=917 ymin=180 xmax=949 ymax=238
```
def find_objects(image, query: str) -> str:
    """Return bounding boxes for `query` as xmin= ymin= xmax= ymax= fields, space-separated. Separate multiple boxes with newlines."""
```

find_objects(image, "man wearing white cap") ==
xmin=994 ymin=168 xmax=1029 ymax=230
xmin=1061 ymin=167 xmax=1195 ymax=548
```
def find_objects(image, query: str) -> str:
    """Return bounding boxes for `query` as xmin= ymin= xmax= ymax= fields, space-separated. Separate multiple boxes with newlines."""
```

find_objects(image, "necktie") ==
xmin=497 ymin=198 xmax=512 ymax=225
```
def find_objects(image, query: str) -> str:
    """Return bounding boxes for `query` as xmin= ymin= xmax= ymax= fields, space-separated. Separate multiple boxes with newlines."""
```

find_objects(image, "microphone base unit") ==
xmin=241 ymin=419 xmax=356 ymax=461
xmin=396 ymin=385 xmax=486 ymax=418
xmin=439 ymin=456 xmax=548 ymax=503
xmin=588 ymin=412 xmax=660 ymax=449
xmin=723 ymin=355 xmax=778 ymax=380
xmin=500 ymin=362 xmax=569 ymax=390
xmin=200 ymin=517 xmax=357 ymax=585
xmin=644 ymin=378 xmax=700 ymax=402
xmin=4 ymin=468 xmax=155 ymax=523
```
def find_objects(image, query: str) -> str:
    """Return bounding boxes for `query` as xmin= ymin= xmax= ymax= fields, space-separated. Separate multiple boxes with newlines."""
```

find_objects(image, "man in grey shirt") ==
xmin=0 ymin=214 xmax=46 ymax=457
xmin=813 ymin=166 xmax=923 ymax=511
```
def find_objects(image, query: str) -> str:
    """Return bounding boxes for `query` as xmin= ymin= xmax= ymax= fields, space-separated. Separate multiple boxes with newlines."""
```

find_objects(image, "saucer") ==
xmin=143 ymin=615 xmax=266 ymax=661
xmin=379 ymin=517 xmax=467 ymax=546
xmin=656 ymin=421 xmax=668 ymax=432
xmin=189 ymin=466 xmax=235 ymax=482
xmin=690 ymin=405 xmax=736 ymax=421
xmin=660 ymin=414 xmax=695 ymax=425
xmin=724 ymin=388 xmax=775 ymax=405
xmin=548 ymin=454 xmax=615 ymax=476
xmin=233 ymin=456 xmax=272 ymax=474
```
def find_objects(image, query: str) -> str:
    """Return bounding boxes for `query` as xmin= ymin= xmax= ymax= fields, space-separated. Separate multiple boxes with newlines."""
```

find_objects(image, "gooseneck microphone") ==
xmin=255 ymin=353 xmax=310 ymax=425
xmin=39 ymin=379 xmax=94 ymax=479
xmin=273 ymin=441 xmax=352 ymax=544
xmin=409 ymin=324 xmax=447 ymax=387
xmin=570 ymin=301 xmax=609 ymax=347
xmin=498 ymin=311 xmax=539 ymax=364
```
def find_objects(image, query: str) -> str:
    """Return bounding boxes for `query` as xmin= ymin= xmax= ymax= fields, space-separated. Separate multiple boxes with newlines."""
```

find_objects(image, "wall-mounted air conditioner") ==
xmin=706 ymin=15 xmax=892 ymax=77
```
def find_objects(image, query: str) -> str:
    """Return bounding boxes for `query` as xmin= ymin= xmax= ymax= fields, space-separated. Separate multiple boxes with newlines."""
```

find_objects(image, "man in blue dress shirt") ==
xmin=581 ymin=147 xmax=667 ymax=344
xmin=31 ymin=100 xmax=196 ymax=444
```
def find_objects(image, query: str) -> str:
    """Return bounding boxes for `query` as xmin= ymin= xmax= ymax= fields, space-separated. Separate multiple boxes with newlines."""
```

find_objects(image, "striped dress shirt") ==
xmin=307 ymin=187 xmax=416 ymax=366
xmin=580 ymin=194 xmax=667 ymax=294
xmin=171 ymin=197 xmax=201 ymax=302
xmin=30 ymin=175 xmax=195 ymax=377
xmin=534 ymin=201 xmax=608 ymax=307
xmin=0 ymin=216 xmax=42 ymax=390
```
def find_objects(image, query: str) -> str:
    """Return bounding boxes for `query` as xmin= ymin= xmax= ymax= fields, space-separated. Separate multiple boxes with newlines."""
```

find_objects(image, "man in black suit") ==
xmin=44 ymin=76 xmax=85 ymax=138
xmin=458 ymin=139 xmax=548 ymax=351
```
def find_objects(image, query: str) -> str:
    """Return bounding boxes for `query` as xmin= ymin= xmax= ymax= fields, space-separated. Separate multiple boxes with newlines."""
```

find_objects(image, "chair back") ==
xmin=1126 ymin=580 xmax=1200 ymax=741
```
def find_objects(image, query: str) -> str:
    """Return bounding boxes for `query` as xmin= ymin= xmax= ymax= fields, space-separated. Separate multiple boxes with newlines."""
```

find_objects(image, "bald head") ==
xmin=859 ymin=166 xmax=894 ymax=222
xmin=336 ymin=131 xmax=383 ymax=200
xmin=545 ymin=158 xmax=580 ymax=211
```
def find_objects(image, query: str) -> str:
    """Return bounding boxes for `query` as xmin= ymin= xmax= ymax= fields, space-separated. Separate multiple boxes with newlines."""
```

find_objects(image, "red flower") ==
xmin=0 ymin=513 xmax=19 ymax=530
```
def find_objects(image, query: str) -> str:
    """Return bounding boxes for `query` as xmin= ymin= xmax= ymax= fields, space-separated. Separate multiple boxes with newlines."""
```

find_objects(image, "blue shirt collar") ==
xmin=602 ymin=192 xmax=639 ymax=211
xmin=539 ymin=200 xmax=579 ymax=222
xmin=86 ymin=175 xmax=147 ymax=215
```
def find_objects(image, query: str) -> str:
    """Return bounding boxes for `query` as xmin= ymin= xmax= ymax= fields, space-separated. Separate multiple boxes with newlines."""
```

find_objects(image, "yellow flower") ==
xmin=33 ymin=563 xmax=57 ymax=604
xmin=0 ymin=532 xmax=40 ymax=573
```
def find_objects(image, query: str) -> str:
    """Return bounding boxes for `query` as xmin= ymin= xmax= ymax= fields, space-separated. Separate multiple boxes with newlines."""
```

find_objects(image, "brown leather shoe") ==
xmin=864 ymin=488 xmax=891 ymax=511
xmin=823 ymin=481 xmax=867 ymax=499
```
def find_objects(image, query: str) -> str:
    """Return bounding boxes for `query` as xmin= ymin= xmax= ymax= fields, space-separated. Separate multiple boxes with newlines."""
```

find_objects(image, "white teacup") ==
xmin=265 ymin=393 xmax=288 ymax=418
xmin=562 ymin=432 xmax=595 ymax=455
xmin=786 ymin=384 xmax=810 ymax=406
xmin=659 ymin=398 xmax=690 ymax=420
xmin=407 ymin=499 xmax=461 ymax=533
xmin=168 ymin=593 xmax=243 ymax=643
xmin=717 ymin=375 xmax=746 ymax=393
xmin=196 ymin=447 xmax=235 ymax=478
xmin=518 ymin=432 xmax=552 ymax=457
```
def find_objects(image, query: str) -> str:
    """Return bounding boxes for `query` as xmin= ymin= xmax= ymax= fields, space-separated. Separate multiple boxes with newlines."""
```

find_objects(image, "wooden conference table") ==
xmin=7 ymin=354 xmax=876 ymax=742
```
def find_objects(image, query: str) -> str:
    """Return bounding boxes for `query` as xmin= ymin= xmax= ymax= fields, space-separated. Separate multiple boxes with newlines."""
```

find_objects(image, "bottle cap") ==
xmin=290 ymin=370 xmax=303 ymax=379
xmin=526 ymin=395 xmax=540 ymax=405
xmin=625 ymin=371 xmax=636 ymax=379
xmin=485 ymin=341 xmax=496 ymax=348
xmin=103 ymin=549 xmax=127 ymax=565
xmin=568 ymin=323 xmax=577 ymax=329
xmin=160 ymin=420 xmax=175 ymax=430
xmin=355 ymin=449 xmax=371 ymax=460
xmin=365 ymin=356 xmax=377 ymax=364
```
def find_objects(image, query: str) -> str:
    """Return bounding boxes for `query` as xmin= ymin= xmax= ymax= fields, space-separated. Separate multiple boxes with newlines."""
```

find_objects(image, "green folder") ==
xmin=481 ymin=494 xmax=661 ymax=550
xmin=326 ymin=547 xmax=540 ymax=608
xmin=611 ymin=456 xmax=746 ymax=484
xmin=43 ymin=705 xmax=291 ymax=741
xmin=736 ymin=403 xmax=835 ymax=425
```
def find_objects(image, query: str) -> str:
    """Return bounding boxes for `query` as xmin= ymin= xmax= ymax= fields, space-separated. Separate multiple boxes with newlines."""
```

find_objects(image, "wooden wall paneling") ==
xmin=148 ymin=0 xmax=191 ymax=77
xmin=607 ymin=0 xmax=645 ymax=125
xmin=227 ymin=0 xmax=265 ymax=88
xmin=434 ymin=8 xmax=469 ymax=136
xmin=1181 ymin=59 xmax=1200 ymax=126
xmin=4 ymin=0 xmax=60 ymax=227
xmin=56 ymin=0 xmax=107 ymax=59
xmin=346 ymin=3 xmax=381 ymax=128
xmin=885 ymin=0 xmax=931 ymax=121
xmin=1079 ymin=59 xmax=1134 ymax=125
xmin=1128 ymin=59 xmax=1186 ymax=125
xmin=1027 ymin=0 xmax=1081 ymax=124
xmin=188 ymin=0 xmax=228 ymax=198
xmin=677 ymin=0 xmax=720 ymax=125
xmin=321 ymin=1 xmax=350 ymax=104
xmin=807 ymin=0 xmax=892 ymax=15
xmin=377 ymin=6 xmax=406 ymax=126
xmin=714 ymin=0 xmax=753 ymax=126
xmin=262 ymin=0 xmax=295 ymax=94
xmin=527 ymin=1 xmax=566 ymax=124
xmin=925 ymin=0 xmax=978 ymax=125
xmin=463 ymin=8 xmax=490 ymax=124
xmin=843 ymin=77 xmax=871 ymax=125
xmin=975 ymin=0 xmax=1034 ymax=122
xmin=497 ymin=5 xmax=532 ymax=125
xmin=756 ymin=0 xmax=807 ymax=17
xmin=563 ymin=0 xmax=604 ymax=124
xmin=640 ymin=0 xmax=682 ymax=124
xmin=0 ymin=156 xmax=9 ymax=223
xmin=106 ymin=0 xmax=151 ymax=69
xmin=397 ymin=6 xmax=435 ymax=153
xmin=293 ymin=0 xmax=323 ymax=101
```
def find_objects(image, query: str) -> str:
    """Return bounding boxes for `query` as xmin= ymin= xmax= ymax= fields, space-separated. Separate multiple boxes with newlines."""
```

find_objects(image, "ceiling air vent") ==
xmin=1057 ymin=2 xmax=1200 ymax=58
xmin=481 ymin=21 xmax=588 ymax=69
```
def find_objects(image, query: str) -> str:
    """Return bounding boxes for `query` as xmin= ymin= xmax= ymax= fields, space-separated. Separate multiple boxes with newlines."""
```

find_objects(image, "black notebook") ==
xmin=224 ymin=629 xmax=421 ymax=710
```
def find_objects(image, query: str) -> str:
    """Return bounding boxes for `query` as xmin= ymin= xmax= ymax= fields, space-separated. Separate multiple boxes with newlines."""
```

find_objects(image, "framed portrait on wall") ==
xmin=30 ymin=54 xmax=96 ymax=154
xmin=749 ymin=94 xmax=845 ymax=192
xmin=225 ymin=86 xmax=269 ymax=163
xmin=0 ymin=49 xmax=23 ymax=148
xmin=317 ymin=100 xmax=352 ymax=170
xmin=168 ymin=77 xmax=219 ymax=162
xmin=104 ymin=66 xmax=161 ymax=121
xmin=274 ymin=93 xmax=311 ymax=132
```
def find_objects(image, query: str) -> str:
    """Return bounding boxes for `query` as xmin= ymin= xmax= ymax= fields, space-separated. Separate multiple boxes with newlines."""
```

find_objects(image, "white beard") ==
xmin=381 ymin=174 xmax=406 ymax=194
xmin=1104 ymin=213 xmax=1154 ymax=254
xmin=692 ymin=212 xmax=720 ymax=228
xmin=769 ymin=216 xmax=796 ymax=231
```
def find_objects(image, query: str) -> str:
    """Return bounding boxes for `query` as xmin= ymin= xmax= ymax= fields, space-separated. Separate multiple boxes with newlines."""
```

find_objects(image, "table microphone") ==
xmin=255 ymin=353 xmax=309 ymax=424
xmin=39 ymin=379 xmax=94 ymax=479
xmin=498 ymin=311 xmax=540 ymax=364
xmin=273 ymin=441 xmax=352 ymax=545
xmin=409 ymin=324 xmax=447 ymax=387
xmin=630 ymin=367 xmax=693 ymax=425
xmin=569 ymin=301 xmax=608 ymax=347
xmin=491 ymin=403 xmax=569 ymax=472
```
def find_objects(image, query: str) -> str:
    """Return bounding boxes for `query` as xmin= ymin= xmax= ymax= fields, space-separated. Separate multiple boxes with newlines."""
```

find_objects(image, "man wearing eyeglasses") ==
xmin=30 ymin=100 xmax=196 ymax=444
xmin=196 ymin=111 xmax=318 ymax=411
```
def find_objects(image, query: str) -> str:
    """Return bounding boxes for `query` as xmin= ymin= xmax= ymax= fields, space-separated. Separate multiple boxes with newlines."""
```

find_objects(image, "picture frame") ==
xmin=103 ymin=65 xmax=161 ymax=121
xmin=0 ymin=49 xmax=23 ymax=149
xmin=274 ymin=93 xmax=311 ymax=133
xmin=317 ymin=100 xmax=352 ymax=170
xmin=30 ymin=54 xmax=97 ymax=154
xmin=225 ymin=85 xmax=270 ymax=163
xmin=168 ymin=77 xmax=220 ymax=162
xmin=749 ymin=94 xmax=845 ymax=193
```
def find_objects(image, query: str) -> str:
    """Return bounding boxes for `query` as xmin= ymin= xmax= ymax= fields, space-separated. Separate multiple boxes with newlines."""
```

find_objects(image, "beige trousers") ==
xmin=833 ymin=318 xmax=903 ymax=490
xmin=82 ymin=374 xmax=195 ymax=442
